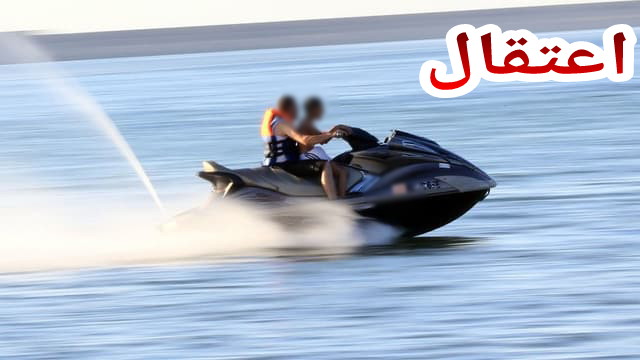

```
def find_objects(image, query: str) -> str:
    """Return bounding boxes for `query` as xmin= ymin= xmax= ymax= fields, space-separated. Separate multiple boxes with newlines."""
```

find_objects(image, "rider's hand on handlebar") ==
xmin=330 ymin=125 xmax=353 ymax=136
xmin=319 ymin=132 xmax=333 ymax=144
xmin=333 ymin=130 xmax=347 ymax=138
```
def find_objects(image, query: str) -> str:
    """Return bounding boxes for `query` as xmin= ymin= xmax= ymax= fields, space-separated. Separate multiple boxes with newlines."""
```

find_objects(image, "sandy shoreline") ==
xmin=3 ymin=1 xmax=640 ymax=63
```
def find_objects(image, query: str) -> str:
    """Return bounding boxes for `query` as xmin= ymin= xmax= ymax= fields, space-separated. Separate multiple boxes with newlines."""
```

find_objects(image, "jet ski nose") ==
xmin=467 ymin=165 xmax=496 ymax=189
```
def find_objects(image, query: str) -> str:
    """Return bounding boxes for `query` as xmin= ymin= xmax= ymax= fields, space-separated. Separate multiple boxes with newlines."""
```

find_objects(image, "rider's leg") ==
xmin=331 ymin=162 xmax=348 ymax=198
xmin=320 ymin=161 xmax=338 ymax=200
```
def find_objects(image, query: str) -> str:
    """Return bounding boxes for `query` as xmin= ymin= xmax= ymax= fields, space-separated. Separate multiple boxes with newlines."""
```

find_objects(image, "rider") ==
xmin=261 ymin=95 xmax=339 ymax=198
xmin=298 ymin=97 xmax=351 ymax=198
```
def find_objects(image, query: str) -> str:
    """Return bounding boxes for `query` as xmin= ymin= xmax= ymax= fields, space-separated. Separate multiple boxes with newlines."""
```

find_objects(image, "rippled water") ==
xmin=1 ymin=29 xmax=639 ymax=358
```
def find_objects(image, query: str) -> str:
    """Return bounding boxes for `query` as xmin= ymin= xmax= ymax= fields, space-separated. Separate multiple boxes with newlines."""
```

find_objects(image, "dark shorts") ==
xmin=275 ymin=160 xmax=325 ymax=179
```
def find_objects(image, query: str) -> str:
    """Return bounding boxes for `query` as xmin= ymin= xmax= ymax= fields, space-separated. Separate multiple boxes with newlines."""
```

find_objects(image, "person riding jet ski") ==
xmin=298 ymin=96 xmax=352 ymax=198
xmin=261 ymin=95 xmax=339 ymax=198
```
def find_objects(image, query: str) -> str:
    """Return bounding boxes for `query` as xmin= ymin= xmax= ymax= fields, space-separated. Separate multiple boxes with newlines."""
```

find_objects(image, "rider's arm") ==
xmin=275 ymin=122 xmax=333 ymax=147
xmin=298 ymin=142 xmax=314 ymax=154
xmin=297 ymin=123 xmax=323 ymax=153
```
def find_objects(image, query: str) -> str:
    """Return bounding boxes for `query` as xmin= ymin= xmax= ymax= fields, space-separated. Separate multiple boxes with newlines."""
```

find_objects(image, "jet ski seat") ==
xmin=201 ymin=161 xmax=362 ymax=197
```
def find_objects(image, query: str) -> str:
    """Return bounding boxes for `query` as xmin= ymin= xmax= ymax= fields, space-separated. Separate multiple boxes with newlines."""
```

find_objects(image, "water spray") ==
xmin=0 ymin=33 xmax=166 ymax=215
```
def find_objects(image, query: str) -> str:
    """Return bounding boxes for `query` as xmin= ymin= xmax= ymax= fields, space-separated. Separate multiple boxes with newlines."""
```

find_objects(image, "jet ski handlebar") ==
xmin=339 ymin=127 xmax=380 ymax=151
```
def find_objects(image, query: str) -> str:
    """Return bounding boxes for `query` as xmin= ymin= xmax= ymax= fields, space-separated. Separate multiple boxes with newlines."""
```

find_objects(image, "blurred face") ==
xmin=282 ymin=104 xmax=298 ymax=120
xmin=307 ymin=104 xmax=324 ymax=122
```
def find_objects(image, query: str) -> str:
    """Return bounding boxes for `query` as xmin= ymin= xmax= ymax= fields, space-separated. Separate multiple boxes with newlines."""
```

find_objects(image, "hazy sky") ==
xmin=2 ymin=0 xmax=623 ymax=34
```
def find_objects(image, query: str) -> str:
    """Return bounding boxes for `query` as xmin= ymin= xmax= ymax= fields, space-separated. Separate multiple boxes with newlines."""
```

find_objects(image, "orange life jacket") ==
xmin=261 ymin=108 xmax=299 ymax=166
xmin=261 ymin=108 xmax=291 ymax=136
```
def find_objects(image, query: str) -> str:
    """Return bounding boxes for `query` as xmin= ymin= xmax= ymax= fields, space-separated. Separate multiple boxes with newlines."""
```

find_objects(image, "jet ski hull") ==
xmin=353 ymin=190 xmax=489 ymax=237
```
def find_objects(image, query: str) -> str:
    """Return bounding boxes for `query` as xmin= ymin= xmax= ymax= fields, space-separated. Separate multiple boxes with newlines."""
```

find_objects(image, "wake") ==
xmin=0 ymin=189 xmax=398 ymax=273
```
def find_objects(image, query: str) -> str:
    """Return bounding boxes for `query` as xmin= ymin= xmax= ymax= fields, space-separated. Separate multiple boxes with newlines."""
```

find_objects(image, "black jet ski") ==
xmin=199 ymin=129 xmax=496 ymax=237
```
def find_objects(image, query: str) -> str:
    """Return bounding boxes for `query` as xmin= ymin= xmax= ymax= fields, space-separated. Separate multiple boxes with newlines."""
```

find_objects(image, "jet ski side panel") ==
xmin=355 ymin=190 xmax=489 ymax=237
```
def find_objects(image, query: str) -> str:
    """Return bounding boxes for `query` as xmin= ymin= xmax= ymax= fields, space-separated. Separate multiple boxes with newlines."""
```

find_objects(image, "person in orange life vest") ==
xmin=261 ymin=95 xmax=339 ymax=199
xmin=298 ymin=96 xmax=351 ymax=198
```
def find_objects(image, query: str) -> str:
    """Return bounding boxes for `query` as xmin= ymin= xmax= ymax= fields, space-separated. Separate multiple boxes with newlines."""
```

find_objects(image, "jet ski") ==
xmin=199 ymin=129 xmax=496 ymax=237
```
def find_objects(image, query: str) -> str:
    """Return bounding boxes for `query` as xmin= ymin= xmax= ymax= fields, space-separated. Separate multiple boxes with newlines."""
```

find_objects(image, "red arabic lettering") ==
xmin=429 ymin=32 xmax=471 ymax=90
xmin=419 ymin=24 xmax=637 ymax=98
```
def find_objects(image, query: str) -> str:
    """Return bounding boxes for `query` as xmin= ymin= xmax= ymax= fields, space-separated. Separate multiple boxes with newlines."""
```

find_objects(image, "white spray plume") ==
xmin=0 ymin=33 xmax=166 ymax=216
